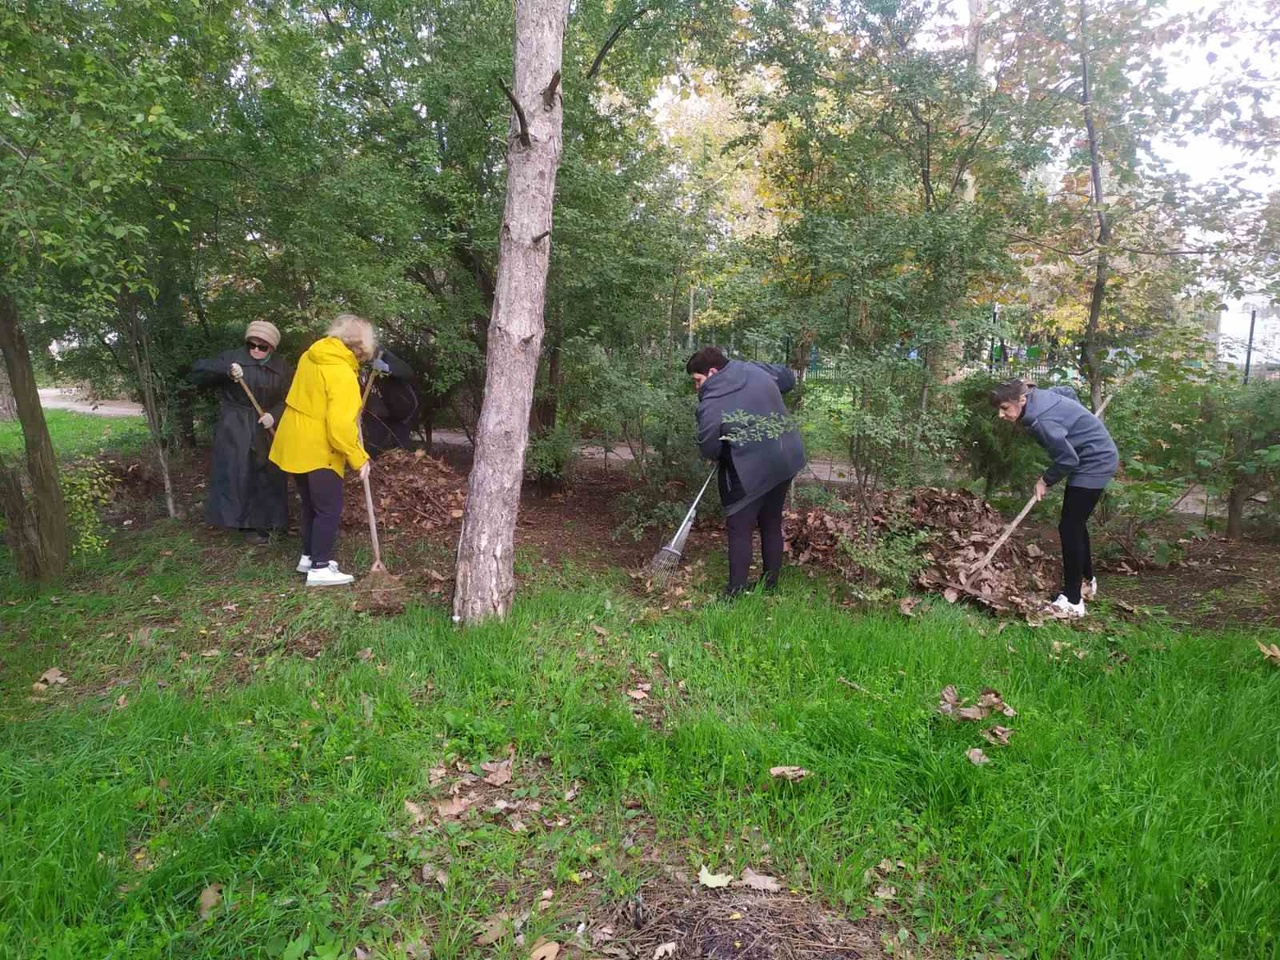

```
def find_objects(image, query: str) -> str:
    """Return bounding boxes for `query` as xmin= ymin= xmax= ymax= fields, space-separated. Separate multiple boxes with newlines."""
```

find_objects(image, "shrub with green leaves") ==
xmin=61 ymin=459 xmax=117 ymax=557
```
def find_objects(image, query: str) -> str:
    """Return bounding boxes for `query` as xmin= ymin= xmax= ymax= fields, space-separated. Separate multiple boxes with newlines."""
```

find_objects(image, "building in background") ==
xmin=1209 ymin=296 xmax=1280 ymax=379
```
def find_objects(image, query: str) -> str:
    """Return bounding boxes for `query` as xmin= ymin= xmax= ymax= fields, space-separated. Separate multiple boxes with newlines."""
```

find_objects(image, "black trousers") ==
xmin=1060 ymin=485 xmax=1104 ymax=603
xmin=724 ymin=479 xmax=791 ymax=593
xmin=294 ymin=468 xmax=345 ymax=566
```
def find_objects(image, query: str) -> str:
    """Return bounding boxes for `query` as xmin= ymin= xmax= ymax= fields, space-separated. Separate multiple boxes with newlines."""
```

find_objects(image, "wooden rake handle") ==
xmin=964 ymin=390 xmax=1118 ymax=583
xmin=237 ymin=378 xmax=276 ymax=437
xmin=357 ymin=354 xmax=384 ymax=570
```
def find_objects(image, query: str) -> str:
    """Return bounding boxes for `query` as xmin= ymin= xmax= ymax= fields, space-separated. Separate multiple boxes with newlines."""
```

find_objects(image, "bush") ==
xmin=952 ymin=373 xmax=1044 ymax=497
xmin=62 ymin=459 xmax=116 ymax=557
xmin=524 ymin=422 xmax=575 ymax=494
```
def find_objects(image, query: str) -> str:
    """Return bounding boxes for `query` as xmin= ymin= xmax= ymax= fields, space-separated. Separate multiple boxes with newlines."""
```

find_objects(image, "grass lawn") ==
xmin=0 ymin=410 xmax=150 ymax=460
xmin=1 ymin=408 xmax=1277 ymax=958
xmin=2 ymin=513 xmax=1278 ymax=960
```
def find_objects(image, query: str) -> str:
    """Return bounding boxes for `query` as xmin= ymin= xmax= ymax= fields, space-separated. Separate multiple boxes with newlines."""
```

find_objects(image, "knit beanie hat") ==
xmin=244 ymin=320 xmax=281 ymax=349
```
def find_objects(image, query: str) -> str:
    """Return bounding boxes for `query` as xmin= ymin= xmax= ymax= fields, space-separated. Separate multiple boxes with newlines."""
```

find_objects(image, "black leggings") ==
xmin=724 ymin=479 xmax=790 ymax=593
xmin=294 ymin=468 xmax=345 ymax=566
xmin=1059 ymin=485 xmax=1104 ymax=603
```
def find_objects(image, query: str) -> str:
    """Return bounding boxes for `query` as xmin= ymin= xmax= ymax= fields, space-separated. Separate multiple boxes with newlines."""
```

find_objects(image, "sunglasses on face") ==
xmin=246 ymin=340 xmax=272 ymax=353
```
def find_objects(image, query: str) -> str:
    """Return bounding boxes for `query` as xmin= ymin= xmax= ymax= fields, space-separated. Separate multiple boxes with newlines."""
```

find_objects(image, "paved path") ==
xmin=39 ymin=387 xmax=145 ymax=418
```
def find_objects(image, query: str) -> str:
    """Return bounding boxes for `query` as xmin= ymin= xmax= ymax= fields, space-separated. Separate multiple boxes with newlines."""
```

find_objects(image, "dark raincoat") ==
xmin=190 ymin=347 xmax=293 ymax=530
xmin=361 ymin=350 xmax=420 ymax=457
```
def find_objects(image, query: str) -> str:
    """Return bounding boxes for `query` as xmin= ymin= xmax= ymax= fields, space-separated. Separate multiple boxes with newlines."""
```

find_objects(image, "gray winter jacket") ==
xmin=1022 ymin=385 xmax=1119 ymax=489
xmin=696 ymin=360 xmax=807 ymax=515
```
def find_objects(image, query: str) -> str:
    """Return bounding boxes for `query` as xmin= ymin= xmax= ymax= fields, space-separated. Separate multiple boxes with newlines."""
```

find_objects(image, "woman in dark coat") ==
xmin=361 ymin=349 xmax=420 ymax=458
xmin=190 ymin=321 xmax=293 ymax=543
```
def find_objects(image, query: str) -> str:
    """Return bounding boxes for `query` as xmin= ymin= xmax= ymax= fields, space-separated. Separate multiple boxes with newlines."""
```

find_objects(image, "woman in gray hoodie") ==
xmin=991 ymin=380 xmax=1119 ymax=618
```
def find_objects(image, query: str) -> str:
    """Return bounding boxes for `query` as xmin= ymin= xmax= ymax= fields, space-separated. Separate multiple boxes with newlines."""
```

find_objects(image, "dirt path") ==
xmin=39 ymin=387 xmax=145 ymax=418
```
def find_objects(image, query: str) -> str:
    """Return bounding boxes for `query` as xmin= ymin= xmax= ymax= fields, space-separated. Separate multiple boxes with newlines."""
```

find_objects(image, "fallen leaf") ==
xmin=966 ymin=747 xmax=990 ymax=766
xmin=474 ymin=911 xmax=512 ymax=946
xmin=1257 ymin=640 xmax=1280 ymax=666
xmin=769 ymin=765 xmax=810 ymax=781
xmin=874 ymin=883 xmax=897 ymax=899
xmin=357 ymin=647 xmax=373 ymax=661
xmin=956 ymin=705 xmax=988 ymax=721
xmin=198 ymin=883 xmax=222 ymax=919
xmin=355 ymin=949 xmax=371 ymax=960
xmin=981 ymin=725 xmax=1013 ymax=747
xmin=200 ymin=648 xmax=220 ymax=658
xmin=1026 ymin=543 xmax=1044 ymax=558
xmin=626 ymin=688 xmax=649 ymax=701
xmin=698 ymin=864 xmax=733 ymax=888
xmin=31 ymin=682 xmax=47 ymax=693
xmin=39 ymin=667 xmax=68 ymax=685
xmin=898 ymin=596 xmax=920 ymax=617
xmin=428 ymin=765 xmax=448 ymax=785
xmin=116 ymin=694 xmax=128 ymax=710
xmin=653 ymin=944 xmax=677 ymax=960
xmin=450 ymin=509 xmax=464 ymax=519
xmin=435 ymin=795 xmax=471 ymax=818
xmin=976 ymin=688 xmax=1017 ymax=717
xmin=529 ymin=941 xmax=561 ymax=960
xmin=592 ymin=625 xmax=609 ymax=637
xmin=481 ymin=750 xmax=514 ymax=786
xmin=404 ymin=799 xmax=426 ymax=825
xmin=735 ymin=867 xmax=781 ymax=892
xmin=943 ymin=587 xmax=960 ymax=603
xmin=221 ymin=602 xmax=239 ymax=613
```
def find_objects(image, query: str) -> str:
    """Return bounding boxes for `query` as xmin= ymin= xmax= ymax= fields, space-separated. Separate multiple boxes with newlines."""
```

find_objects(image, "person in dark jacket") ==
xmin=689 ymin=346 xmax=807 ymax=596
xmin=190 ymin=321 xmax=293 ymax=544
xmin=992 ymin=379 xmax=1119 ymax=618
xmin=361 ymin=349 xmax=419 ymax=457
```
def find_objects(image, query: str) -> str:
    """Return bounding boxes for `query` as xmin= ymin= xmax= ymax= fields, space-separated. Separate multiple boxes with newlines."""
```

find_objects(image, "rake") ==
xmin=647 ymin=466 xmax=718 ymax=586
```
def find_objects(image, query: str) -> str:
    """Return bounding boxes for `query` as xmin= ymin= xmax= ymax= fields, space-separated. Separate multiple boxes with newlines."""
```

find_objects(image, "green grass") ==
xmin=0 ymin=410 xmax=149 ymax=460
xmin=1 ymin=525 xmax=1278 ymax=959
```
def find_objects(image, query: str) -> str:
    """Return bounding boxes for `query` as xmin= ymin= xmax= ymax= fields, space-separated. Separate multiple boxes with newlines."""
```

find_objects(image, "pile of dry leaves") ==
xmin=784 ymin=486 xmax=1058 ymax=615
xmin=341 ymin=448 xmax=466 ymax=536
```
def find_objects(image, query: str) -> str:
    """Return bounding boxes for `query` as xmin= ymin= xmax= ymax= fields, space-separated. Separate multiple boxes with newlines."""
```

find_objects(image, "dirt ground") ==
xmin=103 ymin=445 xmax=1280 ymax=631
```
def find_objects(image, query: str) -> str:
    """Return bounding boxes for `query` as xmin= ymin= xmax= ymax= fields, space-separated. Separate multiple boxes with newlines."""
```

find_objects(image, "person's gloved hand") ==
xmin=258 ymin=412 xmax=275 ymax=430
xmin=229 ymin=362 xmax=244 ymax=381
xmin=371 ymin=357 xmax=391 ymax=375
xmin=358 ymin=460 xmax=371 ymax=481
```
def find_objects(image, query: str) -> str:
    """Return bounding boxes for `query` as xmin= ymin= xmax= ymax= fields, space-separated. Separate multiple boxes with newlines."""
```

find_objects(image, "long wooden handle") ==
xmin=361 ymin=470 xmax=382 ymax=568
xmin=237 ymin=378 xmax=276 ymax=437
xmin=965 ymin=389 xmax=1117 ymax=581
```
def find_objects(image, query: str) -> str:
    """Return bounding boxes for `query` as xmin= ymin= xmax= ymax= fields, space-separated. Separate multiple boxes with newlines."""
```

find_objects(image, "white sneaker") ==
xmin=1081 ymin=577 xmax=1098 ymax=600
xmin=1049 ymin=594 xmax=1086 ymax=618
xmin=297 ymin=555 xmax=312 ymax=574
xmin=306 ymin=562 xmax=354 ymax=587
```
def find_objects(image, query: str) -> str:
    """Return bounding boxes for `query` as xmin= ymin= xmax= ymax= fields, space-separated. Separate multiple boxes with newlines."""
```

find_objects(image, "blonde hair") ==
xmin=327 ymin=313 xmax=376 ymax=362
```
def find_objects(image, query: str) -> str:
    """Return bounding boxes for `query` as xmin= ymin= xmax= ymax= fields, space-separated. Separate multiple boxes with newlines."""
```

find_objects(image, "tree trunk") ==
xmin=1079 ymin=0 xmax=1108 ymax=411
xmin=121 ymin=296 xmax=178 ymax=518
xmin=0 ymin=291 xmax=69 ymax=580
xmin=0 ymin=361 xmax=15 ymax=420
xmin=1225 ymin=480 xmax=1249 ymax=540
xmin=452 ymin=0 xmax=568 ymax=624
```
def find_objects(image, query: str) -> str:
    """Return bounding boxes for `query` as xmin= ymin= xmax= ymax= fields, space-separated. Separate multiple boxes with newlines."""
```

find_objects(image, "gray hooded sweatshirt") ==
xmin=696 ymin=360 xmax=807 ymax=515
xmin=1022 ymin=385 xmax=1119 ymax=489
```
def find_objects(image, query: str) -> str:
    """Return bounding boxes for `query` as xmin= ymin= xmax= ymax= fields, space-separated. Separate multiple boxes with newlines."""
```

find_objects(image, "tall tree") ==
xmin=453 ymin=0 xmax=570 ymax=623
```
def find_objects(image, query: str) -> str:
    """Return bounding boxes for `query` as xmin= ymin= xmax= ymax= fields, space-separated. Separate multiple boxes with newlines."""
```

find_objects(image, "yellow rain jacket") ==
xmin=269 ymin=337 xmax=369 ymax=476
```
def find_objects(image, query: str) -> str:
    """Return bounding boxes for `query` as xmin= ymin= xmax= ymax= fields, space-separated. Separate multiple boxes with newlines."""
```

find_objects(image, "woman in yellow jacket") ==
xmin=270 ymin=314 xmax=375 ymax=586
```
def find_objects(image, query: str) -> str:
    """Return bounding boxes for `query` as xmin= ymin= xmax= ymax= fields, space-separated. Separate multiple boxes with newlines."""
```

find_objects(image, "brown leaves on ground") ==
xmin=936 ymin=685 xmax=1016 ymax=721
xmin=768 ymin=766 xmax=810 ymax=782
xmin=529 ymin=941 xmax=561 ymax=960
xmin=1258 ymin=640 xmax=1280 ymax=666
xmin=197 ymin=883 xmax=222 ymax=919
xmin=735 ymin=867 xmax=782 ymax=893
xmin=341 ymin=448 xmax=466 ymax=536
xmin=966 ymin=747 xmax=991 ymax=766
xmin=898 ymin=596 xmax=921 ymax=617
xmin=33 ymin=666 xmax=69 ymax=692
xmin=784 ymin=487 xmax=1058 ymax=615
xmin=481 ymin=746 xmax=515 ymax=787
xmin=981 ymin=725 xmax=1014 ymax=747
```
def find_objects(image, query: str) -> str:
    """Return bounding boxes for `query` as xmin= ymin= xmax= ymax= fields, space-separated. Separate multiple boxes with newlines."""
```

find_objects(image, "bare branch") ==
xmin=542 ymin=70 xmax=561 ymax=109
xmin=586 ymin=8 xmax=650 ymax=82
xmin=498 ymin=78 xmax=531 ymax=147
